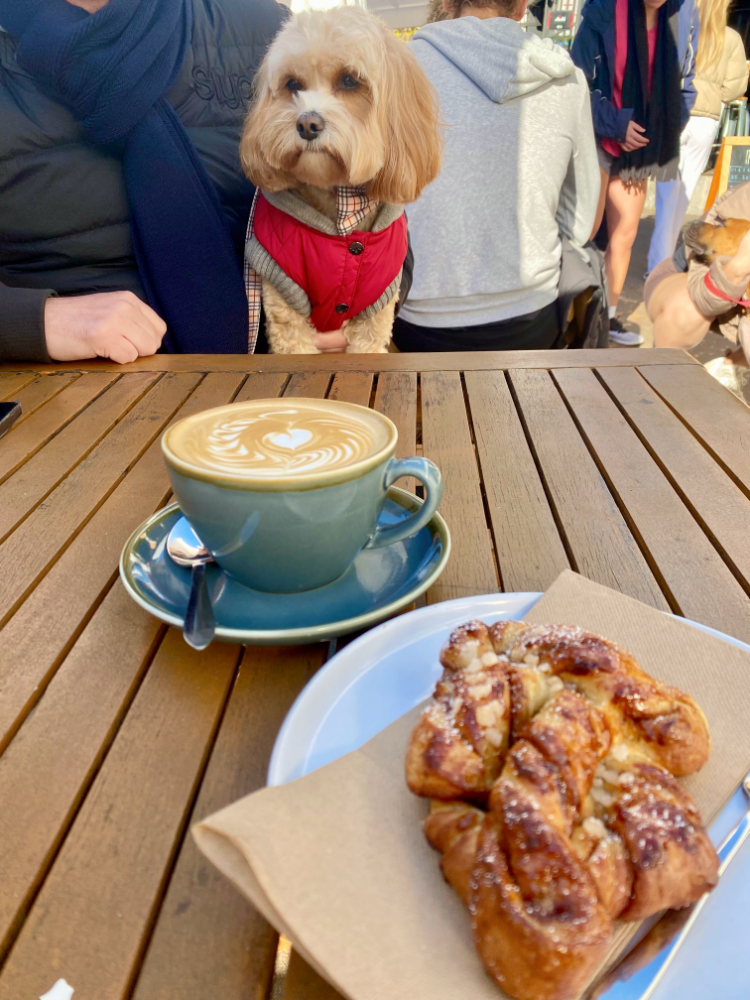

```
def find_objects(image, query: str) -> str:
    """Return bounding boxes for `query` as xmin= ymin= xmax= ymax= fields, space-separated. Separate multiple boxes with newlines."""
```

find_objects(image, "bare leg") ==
xmin=605 ymin=177 xmax=648 ymax=308
xmin=647 ymin=273 xmax=711 ymax=349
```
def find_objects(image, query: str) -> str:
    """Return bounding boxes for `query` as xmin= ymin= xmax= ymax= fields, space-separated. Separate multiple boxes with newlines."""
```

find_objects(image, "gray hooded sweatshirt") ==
xmin=401 ymin=17 xmax=599 ymax=329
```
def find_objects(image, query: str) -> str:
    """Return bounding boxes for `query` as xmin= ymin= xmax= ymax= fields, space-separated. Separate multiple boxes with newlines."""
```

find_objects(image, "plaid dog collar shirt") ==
xmin=243 ymin=186 xmax=376 ymax=352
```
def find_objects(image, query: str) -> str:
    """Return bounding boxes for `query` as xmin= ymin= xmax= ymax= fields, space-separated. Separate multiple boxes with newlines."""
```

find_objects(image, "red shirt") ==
xmin=601 ymin=0 xmax=658 ymax=157
xmin=647 ymin=24 xmax=658 ymax=92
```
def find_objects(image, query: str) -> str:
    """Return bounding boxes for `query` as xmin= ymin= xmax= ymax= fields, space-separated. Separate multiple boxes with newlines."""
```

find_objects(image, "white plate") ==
xmin=268 ymin=593 xmax=750 ymax=1000
xmin=269 ymin=592 xmax=539 ymax=784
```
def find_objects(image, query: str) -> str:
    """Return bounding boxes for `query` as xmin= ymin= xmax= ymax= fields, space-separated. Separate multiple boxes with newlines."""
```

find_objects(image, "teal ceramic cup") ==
xmin=161 ymin=398 xmax=443 ymax=593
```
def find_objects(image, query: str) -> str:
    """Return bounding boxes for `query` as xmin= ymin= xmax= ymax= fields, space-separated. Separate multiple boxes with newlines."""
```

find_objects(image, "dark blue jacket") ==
xmin=571 ymin=0 xmax=699 ymax=143
xmin=0 ymin=0 xmax=287 ymax=361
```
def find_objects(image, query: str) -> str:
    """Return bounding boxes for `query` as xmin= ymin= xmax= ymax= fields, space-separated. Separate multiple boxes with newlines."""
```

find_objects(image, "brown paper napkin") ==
xmin=193 ymin=571 xmax=750 ymax=1000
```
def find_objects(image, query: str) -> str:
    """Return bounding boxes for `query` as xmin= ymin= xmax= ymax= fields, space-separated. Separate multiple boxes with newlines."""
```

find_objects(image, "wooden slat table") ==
xmin=0 ymin=348 xmax=748 ymax=1000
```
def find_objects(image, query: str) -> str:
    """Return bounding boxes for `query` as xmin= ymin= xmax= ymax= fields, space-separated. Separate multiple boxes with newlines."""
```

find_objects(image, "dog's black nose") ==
xmin=296 ymin=112 xmax=325 ymax=142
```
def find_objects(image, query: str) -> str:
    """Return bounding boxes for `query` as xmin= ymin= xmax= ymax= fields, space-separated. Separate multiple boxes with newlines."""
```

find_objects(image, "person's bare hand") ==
xmin=314 ymin=330 xmax=348 ymax=353
xmin=621 ymin=121 xmax=649 ymax=153
xmin=723 ymin=226 xmax=750 ymax=287
xmin=44 ymin=291 xmax=167 ymax=363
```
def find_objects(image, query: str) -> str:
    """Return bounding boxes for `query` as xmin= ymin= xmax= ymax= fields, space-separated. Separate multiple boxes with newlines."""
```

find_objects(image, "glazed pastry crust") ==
xmin=489 ymin=622 xmax=711 ymax=777
xmin=407 ymin=621 xmax=719 ymax=1000
xmin=405 ymin=621 xmax=511 ymax=802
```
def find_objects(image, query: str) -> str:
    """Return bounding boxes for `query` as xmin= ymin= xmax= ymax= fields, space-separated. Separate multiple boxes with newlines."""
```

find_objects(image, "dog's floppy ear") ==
xmin=369 ymin=34 xmax=442 ymax=205
xmin=683 ymin=219 xmax=716 ymax=265
xmin=240 ymin=63 xmax=292 ymax=192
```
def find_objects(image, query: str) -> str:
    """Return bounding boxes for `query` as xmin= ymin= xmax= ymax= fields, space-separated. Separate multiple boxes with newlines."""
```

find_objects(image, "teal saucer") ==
xmin=119 ymin=487 xmax=450 ymax=645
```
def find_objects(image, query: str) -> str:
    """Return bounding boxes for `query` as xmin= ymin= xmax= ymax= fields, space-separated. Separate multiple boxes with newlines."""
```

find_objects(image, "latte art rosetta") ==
xmin=166 ymin=402 xmax=392 ymax=480
xmin=206 ymin=414 xmax=375 ymax=475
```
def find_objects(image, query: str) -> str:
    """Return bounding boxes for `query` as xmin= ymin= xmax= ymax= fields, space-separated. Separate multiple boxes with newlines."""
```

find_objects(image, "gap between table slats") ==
xmin=637 ymin=364 xmax=750 ymax=497
xmin=0 ymin=375 xmax=252 ymax=967
xmin=6 ymin=372 xmax=81 ymax=426
xmin=0 ymin=372 xmax=200 ymax=630
xmin=0 ymin=633 xmax=243 ymax=1000
xmin=0 ymin=372 xmax=36 ymax=400
xmin=596 ymin=366 xmax=750 ymax=604
xmin=463 ymin=370 xmax=570 ymax=593
xmin=130 ymin=645 xmax=327 ymax=1000
xmin=0 ymin=372 xmax=159 ymax=545
xmin=420 ymin=371 xmax=499 ymax=601
xmin=507 ymin=369 xmax=668 ymax=611
xmin=0 ymin=375 xmax=252 ymax=756
xmin=554 ymin=367 xmax=750 ymax=643
xmin=0 ymin=372 xmax=121 ymax=486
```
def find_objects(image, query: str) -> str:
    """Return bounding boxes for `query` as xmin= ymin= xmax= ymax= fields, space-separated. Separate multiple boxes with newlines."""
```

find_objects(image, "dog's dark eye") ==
xmin=340 ymin=74 xmax=360 ymax=90
xmin=286 ymin=78 xmax=303 ymax=93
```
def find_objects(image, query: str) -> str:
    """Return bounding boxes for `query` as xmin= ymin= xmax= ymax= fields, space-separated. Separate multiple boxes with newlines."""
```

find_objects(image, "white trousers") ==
xmin=647 ymin=115 xmax=718 ymax=273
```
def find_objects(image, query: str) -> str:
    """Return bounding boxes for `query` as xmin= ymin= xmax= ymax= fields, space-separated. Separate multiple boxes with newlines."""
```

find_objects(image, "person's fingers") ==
xmin=115 ymin=291 xmax=167 ymax=340
xmin=110 ymin=297 xmax=165 ymax=353
xmin=119 ymin=322 xmax=162 ymax=358
xmin=99 ymin=335 xmax=140 ymax=365
xmin=131 ymin=295 xmax=168 ymax=337
xmin=631 ymin=122 xmax=647 ymax=133
xmin=90 ymin=303 xmax=161 ymax=361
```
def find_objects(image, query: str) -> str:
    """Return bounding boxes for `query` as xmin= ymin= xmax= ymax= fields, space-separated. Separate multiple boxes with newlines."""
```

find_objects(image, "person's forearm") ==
xmin=720 ymin=257 xmax=750 ymax=288
xmin=0 ymin=283 xmax=55 ymax=363
xmin=688 ymin=255 xmax=750 ymax=317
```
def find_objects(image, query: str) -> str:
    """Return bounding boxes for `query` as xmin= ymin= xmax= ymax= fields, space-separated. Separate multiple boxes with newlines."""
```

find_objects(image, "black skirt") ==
xmin=392 ymin=301 xmax=559 ymax=353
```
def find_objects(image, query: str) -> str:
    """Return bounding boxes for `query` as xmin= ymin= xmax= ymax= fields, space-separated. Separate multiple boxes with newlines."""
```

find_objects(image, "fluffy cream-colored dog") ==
xmin=240 ymin=6 xmax=441 ymax=353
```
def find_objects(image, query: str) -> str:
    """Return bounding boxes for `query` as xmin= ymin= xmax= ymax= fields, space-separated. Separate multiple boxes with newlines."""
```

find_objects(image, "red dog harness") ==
xmin=704 ymin=272 xmax=750 ymax=310
xmin=252 ymin=193 xmax=408 ymax=332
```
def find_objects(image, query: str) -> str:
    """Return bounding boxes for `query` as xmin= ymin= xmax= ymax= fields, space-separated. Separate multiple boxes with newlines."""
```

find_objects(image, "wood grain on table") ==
xmin=0 ymin=347 xmax=698 ymax=375
xmin=0 ymin=350 xmax=745 ymax=1000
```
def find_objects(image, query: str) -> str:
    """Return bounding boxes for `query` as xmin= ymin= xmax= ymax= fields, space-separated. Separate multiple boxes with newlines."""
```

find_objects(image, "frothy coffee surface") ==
xmin=166 ymin=400 xmax=392 ymax=480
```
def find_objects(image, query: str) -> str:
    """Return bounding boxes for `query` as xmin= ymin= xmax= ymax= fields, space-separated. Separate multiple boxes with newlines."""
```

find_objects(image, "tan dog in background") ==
xmin=684 ymin=216 xmax=750 ymax=270
xmin=240 ymin=6 xmax=441 ymax=353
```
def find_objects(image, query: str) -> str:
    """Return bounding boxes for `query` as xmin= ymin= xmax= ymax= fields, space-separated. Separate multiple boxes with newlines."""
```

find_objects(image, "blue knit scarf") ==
xmin=0 ymin=0 xmax=249 ymax=353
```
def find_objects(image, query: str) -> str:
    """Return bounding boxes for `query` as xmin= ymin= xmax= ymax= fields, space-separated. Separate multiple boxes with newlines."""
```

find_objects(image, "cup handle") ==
xmin=365 ymin=456 xmax=443 ymax=550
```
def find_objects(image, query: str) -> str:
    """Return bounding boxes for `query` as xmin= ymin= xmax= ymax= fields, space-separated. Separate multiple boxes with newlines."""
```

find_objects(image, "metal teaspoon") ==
xmin=166 ymin=517 xmax=216 ymax=650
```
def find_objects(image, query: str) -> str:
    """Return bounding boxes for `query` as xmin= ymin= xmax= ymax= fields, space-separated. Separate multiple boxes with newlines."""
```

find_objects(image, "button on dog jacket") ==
xmin=252 ymin=193 xmax=408 ymax=332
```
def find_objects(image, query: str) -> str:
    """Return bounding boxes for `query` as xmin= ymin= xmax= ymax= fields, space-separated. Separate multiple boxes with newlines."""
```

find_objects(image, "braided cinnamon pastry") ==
xmin=408 ymin=621 xmax=719 ymax=1000
xmin=405 ymin=621 xmax=512 ymax=802
xmin=489 ymin=622 xmax=711 ymax=777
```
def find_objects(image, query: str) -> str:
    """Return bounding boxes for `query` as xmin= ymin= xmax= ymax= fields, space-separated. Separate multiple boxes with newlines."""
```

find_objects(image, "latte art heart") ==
xmin=166 ymin=401 xmax=392 ymax=481
xmin=267 ymin=429 xmax=314 ymax=451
